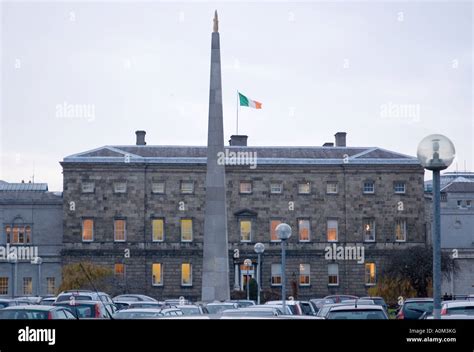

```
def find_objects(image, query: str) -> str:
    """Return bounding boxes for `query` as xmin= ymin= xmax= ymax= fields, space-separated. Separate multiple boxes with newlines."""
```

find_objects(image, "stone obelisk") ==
xmin=201 ymin=11 xmax=230 ymax=302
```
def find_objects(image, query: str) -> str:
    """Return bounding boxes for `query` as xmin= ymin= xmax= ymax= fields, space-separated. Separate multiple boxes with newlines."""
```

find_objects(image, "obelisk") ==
xmin=201 ymin=11 xmax=230 ymax=302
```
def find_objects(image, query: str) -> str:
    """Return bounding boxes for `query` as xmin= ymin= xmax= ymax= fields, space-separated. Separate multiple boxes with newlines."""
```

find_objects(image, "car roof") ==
xmin=265 ymin=300 xmax=298 ymax=305
xmin=329 ymin=304 xmax=385 ymax=311
xmin=443 ymin=300 xmax=474 ymax=307
xmin=405 ymin=298 xmax=434 ymax=302
xmin=116 ymin=308 xmax=164 ymax=313
xmin=1 ymin=305 xmax=59 ymax=311
xmin=206 ymin=302 xmax=236 ymax=306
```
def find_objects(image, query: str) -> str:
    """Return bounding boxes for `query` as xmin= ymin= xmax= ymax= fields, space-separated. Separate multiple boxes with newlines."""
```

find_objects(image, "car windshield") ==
xmin=405 ymin=302 xmax=433 ymax=313
xmin=448 ymin=306 xmax=474 ymax=315
xmin=0 ymin=302 xmax=9 ymax=308
xmin=62 ymin=304 xmax=96 ymax=318
xmin=328 ymin=310 xmax=386 ymax=320
xmin=0 ymin=310 xmax=49 ymax=319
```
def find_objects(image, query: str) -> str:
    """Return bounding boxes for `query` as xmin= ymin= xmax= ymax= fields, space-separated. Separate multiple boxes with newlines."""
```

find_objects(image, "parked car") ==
xmin=54 ymin=300 xmax=116 ymax=319
xmin=14 ymin=296 xmax=42 ymax=304
xmin=341 ymin=299 xmax=375 ymax=305
xmin=126 ymin=302 xmax=165 ymax=310
xmin=317 ymin=303 xmax=359 ymax=318
xmin=205 ymin=302 xmax=238 ymax=314
xmin=249 ymin=304 xmax=293 ymax=315
xmin=55 ymin=290 xmax=113 ymax=304
xmin=396 ymin=298 xmax=434 ymax=320
xmin=221 ymin=307 xmax=280 ymax=317
xmin=441 ymin=300 xmax=474 ymax=316
xmin=360 ymin=296 xmax=388 ymax=312
xmin=112 ymin=294 xmax=157 ymax=302
xmin=39 ymin=297 xmax=57 ymax=306
xmin=324 ymin=295 xmax=359 ymax=303
xmin=0 ymin=305 xmax=77 ymax=319
xmin=175 ymin=305 xmax=207 ymax=315
xmin=326 ymin=304 xmax=388 ymax=320
xmin=225 ymin=300 xmax=256 ymax=308
xmin=264 ymin=300 xmax=316 ymax=315
xmin=113 ymin=308 xmax=183 ymax=319
xmin=309 ymin=298 xmax=334 ymax=314
xmin=164 ymin=298 xmax=192 ymax=306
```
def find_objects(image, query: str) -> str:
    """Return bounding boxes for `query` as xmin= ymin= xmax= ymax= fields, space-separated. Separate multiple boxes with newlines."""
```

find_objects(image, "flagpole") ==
xmin=236 ymin=90 xmax=239 ymax=135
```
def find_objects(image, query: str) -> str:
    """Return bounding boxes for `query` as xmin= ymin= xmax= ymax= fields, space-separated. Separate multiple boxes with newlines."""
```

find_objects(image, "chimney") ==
xmin=229 ymin=135 xmax=248 ymax=146
xmin=323 ymin=142 xmax=334 ymax=147
xmin=335 ymin=132 xmax=347 ymax=147
xmin=135 ymin=130 xmax=146 ymax=146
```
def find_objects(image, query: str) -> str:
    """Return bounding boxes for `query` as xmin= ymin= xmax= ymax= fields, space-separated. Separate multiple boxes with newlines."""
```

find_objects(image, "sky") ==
xmin=0 ymin=1 xmax=472 ymax=191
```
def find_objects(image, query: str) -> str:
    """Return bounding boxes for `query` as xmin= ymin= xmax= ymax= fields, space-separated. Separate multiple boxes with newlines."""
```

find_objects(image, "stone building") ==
xmin=61 ymin=131 xmax=427 ymax=301
xmin=0 ymin=181 xmax=63 ymax=297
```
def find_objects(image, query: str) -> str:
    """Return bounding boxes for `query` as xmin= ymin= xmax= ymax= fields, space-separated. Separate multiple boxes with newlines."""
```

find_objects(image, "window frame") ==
xmin=82 ymin=218 xmax=94 ymax=242
xmin=46 ymin=277 xmax=56 ymax=295
xmin=363 ymin=181 xmax=375 ymax=194
xmin=181 ymin=263 xmax=193 ymax=287
xmin=114 ymin=219 xmax=127 ymax=242
xmin=81 ymin=182 xmax=95 ymax=193
xmin=328 ymin=263 xmax=339 ymax=286
xmin=299 ymin=264 xmax=311 ymax=286
xmin=365 ymin=262 xmax=376 ymax=286
xmin=23 ymin=277 xmax=33 ymax=295
xmin=363 ymin=218 xmax=376 ymax=242
xmin=151 ymin=181 xmax=165 ymax=194
xmin=270 ymin=219 xmax=282 ymax=242
xmin=180 ymin=181 xmax=194 ymax=194
xmin=113 ymin=182 xmax=127 ymax=194
xmin=271 ymin=264 xmax=282 ymax=286
xmin=298 ymin=182 xmax=311 ymax=195
xmin=180 ymin=218 xmax=193 ymax=242
xmin=395 ymin=219 xmax=407 ymax=242
xmin=298 ymin=218 xmax=311 ymax=242
xmin=270 ymin=182 xmax=283 ymax=194
xmin=152 ymin=263 xmax=163 ymax=286
xmin=239 ymin=181 xmax=253 ymax=194
xmin=152 ymin=218 xmax=165 ymax=242
xmin=394 ymin=182 xmax=406 ymax=194
xmin=239 ymin=219 xmax=252 ymax=243
xmin=326 ymin=182 xmax=338 ymax=194
xmin=327 ymin=219 xmax=338 ymax=242
xmin=0 ymin=277 xmax=8 ymax=295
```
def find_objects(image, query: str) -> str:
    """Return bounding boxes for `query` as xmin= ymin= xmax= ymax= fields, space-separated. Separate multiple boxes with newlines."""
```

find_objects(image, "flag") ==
xmin=239 ymin=92 xmax=262 ymax=109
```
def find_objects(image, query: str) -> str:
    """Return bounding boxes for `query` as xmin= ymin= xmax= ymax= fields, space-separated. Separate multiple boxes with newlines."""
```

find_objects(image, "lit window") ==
xmin=298 ymin=182 xmax=311 ymax=194
xmin=152 ymin=219 xmax=164 ymax=242
xmin=365 ymin=263 xmax=376 ymax=285
xmin=363 ymin=181 xmax=375 ymax=194
xmin=152 ymin=263 xmax=163 ymax=286
xmin=328 ymin=264 xmax=339 ymax=286
xmin=298 ymin=219 xmax=310 ymax=242
xmin=327 ymin=219 xmax=338 ymax=242
xmin=151 ymin=182 xmax=165 ymax=194
xmin=327 ymin=182 xmax=338 ymax=194
xmin=23 ymin=277 xmax=32 ymax=295
xmin=114 ymin=182 xmax=127 ymax=193
xmin=180 ymin=181 xmax=194 ymax=194
xmin=363 ymin=218 xmax=375 ymax=242
xmin=395 ymin=219 xmax=407 ymax=241
xmin=114 ymin=220 xmax=126 ymax=242
xmin=239 ymin=181 xmax=252 ymax=194
xmin=240 ymin=220 xmax=251 ymax=242
xmin=181 ymin=263 xmax=192 ymax=286
xmin=270 ymin=183 xmax=283 ymax=194
xmin=81 ymin=182 xmax=95 ymax=193
xmin=394 ymin=182 xmax=406 ymax=194
xmin=46 ymin=277 xmax=55 ymax=295
xmin=271 ymin=264 xmax=282 ymax=286
xmin=82 ymin=219 xmax=94 ymax=242
xmin=114 ymin=264 xmax=125 ymax=280
xmin=181 ymin=219 xmax=193 ymax=242
xmin=270 ymin=220 xmax=282 ymax=242
xmin=299 ymin=264 xmax=310 ymax=286
xmin=6 ymin=225 xmax=31 ymax=244
xmin=0 ymin=277 xmax=8 ymax=295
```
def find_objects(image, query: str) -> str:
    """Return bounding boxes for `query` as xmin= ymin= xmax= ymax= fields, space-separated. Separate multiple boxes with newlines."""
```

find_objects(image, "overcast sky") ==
xmin=1 ymin=1 xmax=472 ymax=191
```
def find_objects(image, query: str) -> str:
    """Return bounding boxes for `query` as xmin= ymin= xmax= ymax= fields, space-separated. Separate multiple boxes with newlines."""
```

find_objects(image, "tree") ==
xmin=59 ymin=262 xmax=113 ymax=292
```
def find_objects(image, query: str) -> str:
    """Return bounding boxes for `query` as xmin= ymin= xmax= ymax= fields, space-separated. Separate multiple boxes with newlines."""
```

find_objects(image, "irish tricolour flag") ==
xmin=239 ymin=92 xmax=262 ymax=109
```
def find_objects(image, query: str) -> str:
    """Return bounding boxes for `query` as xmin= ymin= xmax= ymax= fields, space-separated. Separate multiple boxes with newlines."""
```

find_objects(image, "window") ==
xmin=394 ymin=182 xmax=406 ymax=194
xmin=0 ymin=277 xmax=8 ymax=295
xmin=151 ymin=182 xmax=165 ymax=194
xmin=271 ymin=264 xmax=282 ymax=286
xmin=114 ymin=264 xmax=125 ymax=280
xmin=298 ymin=219 xmax=310 ymax=242
xmin=82 ymin=219 xmax=94 ymax=242
xmin=114 ymin=182 xmax=127 ymax=193
xmin=114 ymin=220 xmax=126 ymax=242
xmin=239 ymin=181 xmax=252 ymax=194
xmin=365 ymin=263 xmax=376 ymax=285
xmin=270 ymin=220 xmax=282 ymax=242
xmin=240 ymin=220 xmax=251 ymax=242
xmin=181 ymin=263 xmax=192 ymax=286
xmin=395 ymin=219 xmax=407 ymax=241
xmin=467 ymin=200 xmax=472 ymax=208
xmin=363 ymin=218 xmax=375 ymax=242
xmin=81 ymin=182 xmax=95 ymax=193
xmin=441 ymin=193 xmax=447 ymax=202
xmin=327 ymin=182 xmax=338 ymax=194
xmin=152 ymin=219 xmax=164 ymax=242
xmin=46 ymin=277 xmax=55 ymax=295
xmin=5 ymin=225 xmax=31 ymax=244
xmin=299 ymin=264 xmax=310 ymax=286
xmin=152 ymin=263 xmax=163 ymax=286
xmin=327 ymin=219 xmax=338 ymax=242
xmin=181 ymin=219 xmax=193 ymax=242
xmin=298 ymin=182 xmax=311 ymax=194
xmin=180 ymin=181 xmax=194 ymax=194
xmin=363 ymin=181 xmax=375 ymax=194
xmin=23 ymin=277 xmax=32 ymax=295
xmin=270 ymin=182 xmax=283 ymax=194
xmin=328 ymin=264 xmax=339 ymax=286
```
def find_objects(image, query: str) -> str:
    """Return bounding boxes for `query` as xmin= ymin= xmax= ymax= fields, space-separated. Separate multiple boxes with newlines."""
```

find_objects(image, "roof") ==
xmin=0 ymin=182 xmax=48 ymax=191
xmin=62 ymin=145 xmax=420 ymax=166
xmin=441 ymin=176 xmax=474 ymax=193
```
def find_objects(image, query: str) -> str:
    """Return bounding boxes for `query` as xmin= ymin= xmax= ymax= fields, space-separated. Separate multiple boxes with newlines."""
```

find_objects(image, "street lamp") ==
xmin=417 ymin=134 xmax=455 ymax=320
xmin=276 ymin=223 xmax=292 ymax=315
xmin=7 ymin=253 xmax=18 ymax=298
xmin=254 ymin=242 xmax=265 ymax=304
xmin=31 ymin=257 xmax=43 ymax=297
xmin=243 ymin=259 xmax=252 ymax=301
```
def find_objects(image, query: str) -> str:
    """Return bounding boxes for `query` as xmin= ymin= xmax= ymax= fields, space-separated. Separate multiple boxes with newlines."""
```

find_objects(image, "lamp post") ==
xmin=276 ymin=223 xmax=292 ymax=315
xmin=254 ymin=242 xmax=265 ymax=304
xmin=243 ymin=259 xmax=252 ymax=301
xmin=417 ymin=134 xmax=455 ymax=320
xmin=7 ymin=253 xmax=18 ymax=298
xmin=31 ymin=257 xmax=43 ymax=297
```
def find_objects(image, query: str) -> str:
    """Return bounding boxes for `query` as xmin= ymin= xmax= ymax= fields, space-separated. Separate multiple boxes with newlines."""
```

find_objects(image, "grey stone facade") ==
xmin=0 ymin=181 xmax=63 ymax=297
xmin=61 ymin=135 xmax=427 ymax=301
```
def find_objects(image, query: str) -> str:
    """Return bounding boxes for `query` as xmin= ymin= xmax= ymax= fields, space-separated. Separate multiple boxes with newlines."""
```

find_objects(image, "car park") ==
xmin=0 ymin=305 xmax=77 ymax=319
xmin=396 ymin=298 xmax=434 ymax=320
xmin=326 ymin=304 xmax=389 ymax=320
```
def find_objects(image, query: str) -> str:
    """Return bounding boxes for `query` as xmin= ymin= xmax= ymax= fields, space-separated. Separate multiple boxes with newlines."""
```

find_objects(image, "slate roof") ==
xmin=441 ymin=177 xmax=474 ymax=193
xmin=0 ymin=182 xmax=48 ymax=191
